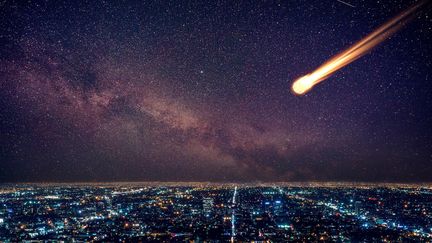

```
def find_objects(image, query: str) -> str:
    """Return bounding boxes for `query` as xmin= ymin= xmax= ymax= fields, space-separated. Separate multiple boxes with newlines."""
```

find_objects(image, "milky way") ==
xmin=1 ymin=0 xmax=432 ymax=182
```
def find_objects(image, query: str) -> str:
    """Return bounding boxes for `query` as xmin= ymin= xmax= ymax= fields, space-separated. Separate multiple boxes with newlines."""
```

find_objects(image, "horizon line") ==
xmin=1 ymin=181 xmax=432 ymax=187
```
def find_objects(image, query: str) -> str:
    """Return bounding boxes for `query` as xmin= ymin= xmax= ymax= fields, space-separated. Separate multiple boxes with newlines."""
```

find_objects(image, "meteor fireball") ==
xmin=291 ymin=1 xmax=427 ymax=95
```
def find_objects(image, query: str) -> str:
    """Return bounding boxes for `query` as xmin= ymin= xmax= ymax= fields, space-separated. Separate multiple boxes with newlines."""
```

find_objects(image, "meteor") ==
xmin=291 ymin=1 xmax=427 ymax=95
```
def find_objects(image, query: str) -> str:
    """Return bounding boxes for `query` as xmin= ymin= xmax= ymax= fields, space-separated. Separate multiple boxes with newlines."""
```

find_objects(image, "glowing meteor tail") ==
xmin=291 ymin=1 xmax=427 ymax=95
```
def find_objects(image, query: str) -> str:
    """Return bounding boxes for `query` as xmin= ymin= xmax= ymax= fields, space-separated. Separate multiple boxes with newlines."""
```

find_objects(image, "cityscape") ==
xmin=1 ymin=0 xmax=432 ymax=242
xmin=1 ymin=183 xmax=431 ymax=241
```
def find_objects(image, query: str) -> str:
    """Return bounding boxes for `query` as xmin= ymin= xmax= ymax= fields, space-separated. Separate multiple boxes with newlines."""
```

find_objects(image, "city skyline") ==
xmin=1 ymin=183 xmax=431 ymax=241
xmin=1 ymin=0 xmax=432 ymax=183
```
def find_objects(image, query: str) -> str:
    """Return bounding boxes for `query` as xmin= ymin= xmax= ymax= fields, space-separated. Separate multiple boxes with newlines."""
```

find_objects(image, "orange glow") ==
xmin=291 ymin=1 xmax=425 ymax=95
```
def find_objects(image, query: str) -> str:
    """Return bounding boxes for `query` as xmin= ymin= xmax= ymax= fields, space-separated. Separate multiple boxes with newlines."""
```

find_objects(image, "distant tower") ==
xmin=203 ymin=197 xmax=214 ymax=217
xmin=354 ymin=201 xmax=361 ymax=215
xmin=274 ymin=199 xmax=283 ymax=215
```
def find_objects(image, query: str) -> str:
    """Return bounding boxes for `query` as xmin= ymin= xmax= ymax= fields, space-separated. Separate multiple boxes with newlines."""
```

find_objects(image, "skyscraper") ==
xmin=203 ymin=197 xmax=214 ymax=217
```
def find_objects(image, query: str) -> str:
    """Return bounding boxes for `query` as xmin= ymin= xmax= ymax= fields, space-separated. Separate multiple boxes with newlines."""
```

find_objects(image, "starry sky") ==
xmin=1 ymin=0 xmax=432 ymax=182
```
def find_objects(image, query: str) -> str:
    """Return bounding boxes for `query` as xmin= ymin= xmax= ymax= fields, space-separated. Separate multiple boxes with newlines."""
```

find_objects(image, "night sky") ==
xmin=1 ymin=0 xmax=432 ymax=182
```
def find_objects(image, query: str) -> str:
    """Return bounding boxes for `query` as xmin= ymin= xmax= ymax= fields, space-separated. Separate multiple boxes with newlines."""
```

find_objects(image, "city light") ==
xmin=0 ymin=184 xmax=431 ymax=241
